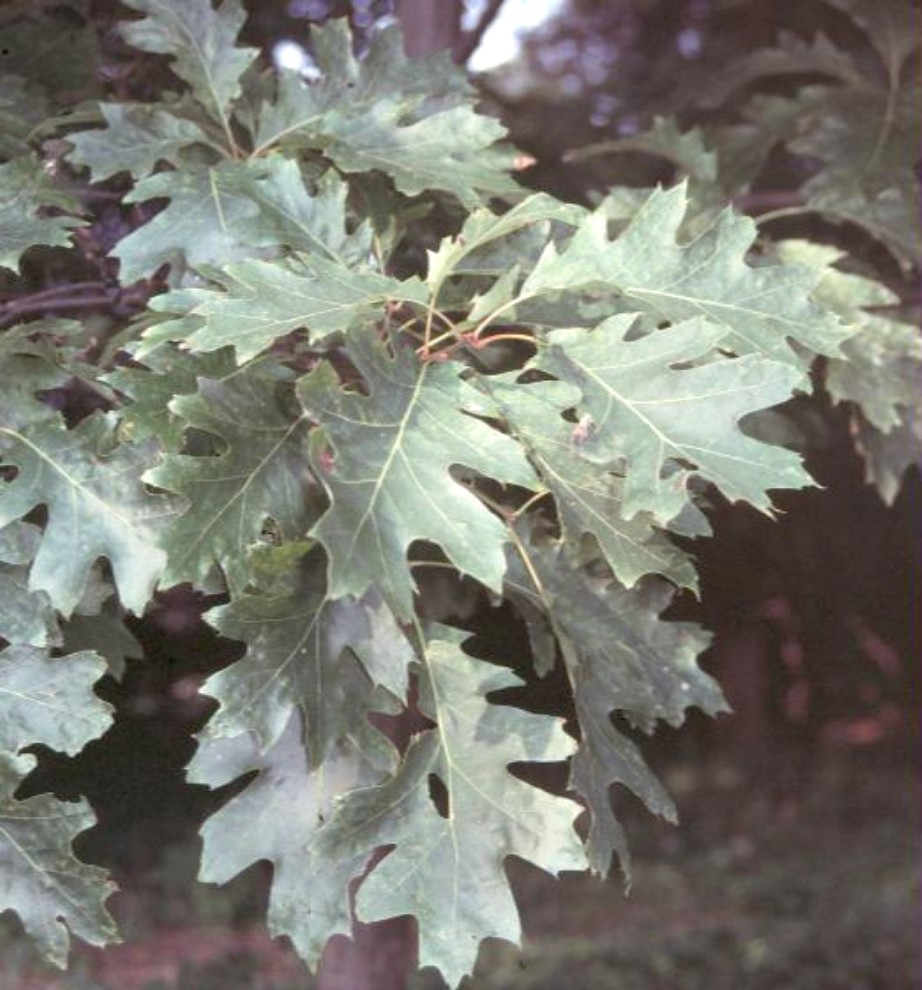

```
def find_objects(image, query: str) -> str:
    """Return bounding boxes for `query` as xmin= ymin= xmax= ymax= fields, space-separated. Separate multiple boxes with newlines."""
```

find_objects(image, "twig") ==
xmin=0 ymin=295 xmax=114 ymax=326
xmin=754 ymin=206 xmax=813 ymax=225
xmin=732 ymin=190 xmax=805 ymax=215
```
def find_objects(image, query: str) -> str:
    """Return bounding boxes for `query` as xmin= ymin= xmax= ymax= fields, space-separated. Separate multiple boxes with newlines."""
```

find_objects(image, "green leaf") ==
xmin=566 ymin=115 xmax=720 ymax=189
xmin=692 ymin=7 xmax=922 ymax=267
xmin=854 ymin=407 xmax=922 ymax=504
xmin=200 ymin=551 xmax=413 ymax=758
xmin=112 ymin=164 xmax=262 ymax=282
xmin=59 ymin=602 xmax=143 ymax=683
xmin=506 ymin=540 xmax=725 ymax=876
xmin=839 ymin=319 xmax=922 ymax=437
xmin=775 ymin=241 xmax=921 ymax=434
xmin=694 ymin=31 xmax=861 ymax=109
xmin=184 ymin=256 xmax=424 ymax=364
xmin=769 ymin=239 xmax=921 ymax=501
xmin=0 ymin=3 xmax=101 ymax=105
xmin=252 ymin=20 xmax=460 ymax=150
xmin=66 ymin=103 xmax=214 ymax=182
xmin=228 ymin=159 xmax=373 ymax=264
xmin=726 ymin=83 xmax=920 ymax=266
xmin=0 ymin=521 xmax=131 ymax=660
xmin=0 ymin=751 xmax=119 ymax=968
xmin=0 ymin=519 xmax=139 ymax=672
xmin=112 ymin=159 xmax=374 ymax=284
xmin=0 ymin=73 xmax=50 ymax=159
xmin=0 ymin=384 xmax=168 ymax=615
xmin=805 ymin=178 xmax=922 ymax=271
xmin=0 ymin=523 xmax=57 ymax=648
xmin=118 ymin=0 xmax=257 ymax=140
xmin=299 ymin=328 xmax=538 ymax=618
xmin=0 ymin=157 xmax=83 ymax=272
xmin=194 ymin=633 xmax=585 ymax=986
xmin=525 ymin=184 xmax=851 ymax=369
xmin=535 ymin=315 xmax=813 ymax=526
xmin=425 ymin=193 xmax=584 ymax=301
xmin=252 ymin=21 xmax=517 ymax=206
xmin=128 ymin=294 xmax=212 ymax=360
xmin=485 ymin=375 xmax=697 ymax=591
xmin=348 ymin=634 xmax=586 ymax=985
xmin=826 ymin=0 xmax=922 ymax=74
xmin=190 ymin=707 xmax=396 ymax=973
xmin=790 ymin=83 xmax=918 ymax=196
xmin=703 ymin=95 xmax=806 ymax=196
xmin=791 ymin=82 xmax=921 ymax=267
xmin=0 ymin=645 xmax=112 ymax=756
xmin=104 ymin=346 xmax=237 ymax=450
xmin=144 ymin=365 xmax=317 ymax=590
xmin=319 ymin=102 xmax=518 ymax=208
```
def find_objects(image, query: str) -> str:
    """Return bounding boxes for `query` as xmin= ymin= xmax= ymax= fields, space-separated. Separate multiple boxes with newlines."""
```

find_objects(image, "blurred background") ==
xmin=2 ymin=1 xmax=919 ymax=988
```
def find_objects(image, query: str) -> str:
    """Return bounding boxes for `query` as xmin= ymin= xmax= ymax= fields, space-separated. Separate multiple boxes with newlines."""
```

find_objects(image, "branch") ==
xmin=0 ymin=284 xmax=151 ymax=329
xmin=0 ymin=280 xmax=106 ymax=306
xmin=732 ymin=190 xmax=805 ymax=215
xmin=453 ymin=0 xmax=506 ymax=64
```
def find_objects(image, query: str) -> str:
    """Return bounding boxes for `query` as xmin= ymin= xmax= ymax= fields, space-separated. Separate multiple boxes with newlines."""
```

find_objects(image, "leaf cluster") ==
xmin=569 ymin=0 xmax=922 ymax=501
xmin=0 ymin=1 xmax=917 ymax=985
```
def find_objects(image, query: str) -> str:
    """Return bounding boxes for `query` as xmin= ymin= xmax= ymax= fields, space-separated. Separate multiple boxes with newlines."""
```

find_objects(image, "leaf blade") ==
xmin=299 ymin=329 xmax=538 ymax=617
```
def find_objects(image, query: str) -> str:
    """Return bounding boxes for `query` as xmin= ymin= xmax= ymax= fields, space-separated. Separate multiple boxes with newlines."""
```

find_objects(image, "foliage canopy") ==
xmin=0 ymin=1 xmax=918 ymax=985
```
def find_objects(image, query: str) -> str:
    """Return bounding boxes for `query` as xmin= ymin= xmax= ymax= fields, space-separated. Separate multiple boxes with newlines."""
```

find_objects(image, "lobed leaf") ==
xmin=105 ymin=346 xmax=237 ymax=451
xmin=689 ymin=2 xmax=922 ymax=267
xmin=0 ymin=522 xmax=57 ymax=648
xmin=0 ymin=373 xmax=169 ymax=615
xmin=192 ymin=633 xmax=585 ymax=986
xmin=113 ymin=164 xmax=263 ymax=282
xmin=506 ymin=539 xmax=726 ymax=876
xmin=190 ymin=708 xmax=396 ymax=972
xmin=349 ymin=634 xmax=586 ymax=985
xmin=853 ymin=407 xmax=922 ymax=505
xmin=113 ymin=158 xmax=375 ymax=284
xmin=525 ymin=184 xmax=852 ymax=369
xmin=0 ymin=157 xmax=83 ymax=273
xmin=566 ymin=115 xmax=720 ymax=193
xmin=773 ymin=240 xmax=922 ymax=498
xmin=0 ymin=645 xmax=112 ymax=757
xmin=200 ymin=553 xmax=413 ymax=759
xmin=425 ymin=193 xmax=584 ymax=300
xmin=0 ymin=522 xmax=137 ymax=673
xmin=228 ymin=160 xmax=373 ymax=264
xmin=119 ymin=0 xmax=257 ymax=139
xmin=66 ymin=103 xmax=213 ymax=182
xmin=299 ymin=327 xmax=538 ymax=618
xmin=485 ymin=375 xmax=697 ymax=590
xmin=184 ymin=256 xmax=424 ymax=363
xmin=319 ymin=102 xmax=518 ymax=208
xmin=0 ymin=752 xmax=119 ymax=968
xmin=535 ymin=315 xmax=814 ymax=525
xmin=144 ymin=365 xmax=317 ymax=591
xmin=252 ymin=20 xmax=517 ymax=205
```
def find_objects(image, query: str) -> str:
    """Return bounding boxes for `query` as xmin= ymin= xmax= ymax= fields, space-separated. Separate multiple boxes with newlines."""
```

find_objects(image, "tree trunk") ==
xmin=395 ymin=0 xmax=462 ymax=58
